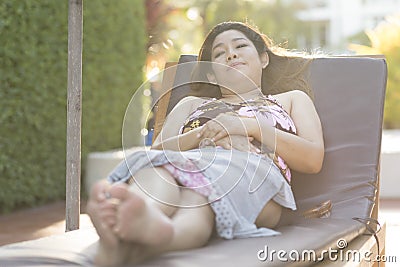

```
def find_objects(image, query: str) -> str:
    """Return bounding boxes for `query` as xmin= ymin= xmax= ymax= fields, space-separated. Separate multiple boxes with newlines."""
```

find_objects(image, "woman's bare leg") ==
xmin=120 ymin=187 xmax=215 ymax=264
xmin=87 ymin=166 xmax=214 ymax=266
xmin=152 ymin=187 xmax=215 ymax=252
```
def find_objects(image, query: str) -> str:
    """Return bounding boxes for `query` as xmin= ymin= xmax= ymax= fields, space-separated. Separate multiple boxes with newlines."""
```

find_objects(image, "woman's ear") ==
xmin=206 ymin=73 xmax=218 ymax=84
xmin=260 ymin=52 xmax=269 ymax=69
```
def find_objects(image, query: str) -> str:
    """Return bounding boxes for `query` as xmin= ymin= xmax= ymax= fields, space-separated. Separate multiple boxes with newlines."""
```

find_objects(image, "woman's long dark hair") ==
xmin=190 ymin=21 xmax=314 ymax=99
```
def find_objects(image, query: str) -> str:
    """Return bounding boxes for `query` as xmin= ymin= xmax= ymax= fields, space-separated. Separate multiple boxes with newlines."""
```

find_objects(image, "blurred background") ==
xmin=1 ymin=0 xmax=399 ymax=213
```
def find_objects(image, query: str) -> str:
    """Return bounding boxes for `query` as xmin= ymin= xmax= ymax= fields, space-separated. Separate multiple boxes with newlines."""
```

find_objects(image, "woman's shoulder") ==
xmin=176 ymin=96 xmax=215 ymax=112
xmin=272 ymin=89 xmax=309 ymax=99
xmin=270 ymin=90 xmax=312 ymax=114
xmin=176 ymin=96 xmax=205 ymax=107
xmin=178 ymin=95 xmax=215 ymax=105
xmin=272 ymin=90 xmax=312 ymax=104
xmin=178 ymin=95 xmax=214 ymax=104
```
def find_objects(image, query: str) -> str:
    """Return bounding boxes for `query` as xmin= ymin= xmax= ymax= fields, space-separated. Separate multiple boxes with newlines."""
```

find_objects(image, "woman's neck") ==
xmin=220 ymin=87 xmax=263 ymax=103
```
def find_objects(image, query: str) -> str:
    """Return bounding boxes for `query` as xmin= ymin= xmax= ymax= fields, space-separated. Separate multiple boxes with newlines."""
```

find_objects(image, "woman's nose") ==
xmin=226 ymin=49 xmax=237 ymax=61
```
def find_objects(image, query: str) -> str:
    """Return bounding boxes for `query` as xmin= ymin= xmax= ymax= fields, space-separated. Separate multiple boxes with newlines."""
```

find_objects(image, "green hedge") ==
xmin=0 ymin=0 xmax=146 ymax=213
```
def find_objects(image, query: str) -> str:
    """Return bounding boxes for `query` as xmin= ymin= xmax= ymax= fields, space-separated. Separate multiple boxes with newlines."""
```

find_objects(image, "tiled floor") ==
xmin=0 ymin=201 xmax=93 ymax=246
xmin=0 ymin=199 xmax=399 ymax=265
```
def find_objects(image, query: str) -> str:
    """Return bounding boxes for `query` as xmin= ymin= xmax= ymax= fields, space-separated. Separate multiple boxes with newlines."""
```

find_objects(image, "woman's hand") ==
xmin=212 ymin=135 xmax=260 ymax=153
xmin=197 ymin=113 xmax=252 ymax=142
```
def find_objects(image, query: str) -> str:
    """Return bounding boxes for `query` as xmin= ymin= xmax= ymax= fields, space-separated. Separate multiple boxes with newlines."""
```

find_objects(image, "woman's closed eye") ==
xmin=236 ymin=43 xmax=248 ymax=49
xmin=214 ymin=51 xmax=224 ymax=58
xmin=213 ymin=44 xmax=247 ymax=59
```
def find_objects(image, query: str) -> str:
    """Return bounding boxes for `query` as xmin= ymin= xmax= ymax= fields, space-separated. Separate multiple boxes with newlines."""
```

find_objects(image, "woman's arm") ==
xmin=197 ymin=90 xmax=324 ymax=174
xmin=152 ymin=127 xmax=203 ymax=151
xmin=249 ymin=90 xmax=324 ymax=174
xmin=151 ymin=96 xmax=204 ymax=151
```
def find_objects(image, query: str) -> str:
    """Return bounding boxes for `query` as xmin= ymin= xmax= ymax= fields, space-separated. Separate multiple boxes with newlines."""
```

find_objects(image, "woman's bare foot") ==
xmin=87 ymin=180 xmax=175 ymax=266
xmin=109 ymin=183 xmax=175 ymax=246
xmin=87 ymin=180 xmax=130 ymax=266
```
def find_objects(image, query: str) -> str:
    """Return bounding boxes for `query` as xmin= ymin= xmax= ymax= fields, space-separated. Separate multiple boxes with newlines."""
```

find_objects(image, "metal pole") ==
xmin=66 ymin=0 xmax=83 ymax=232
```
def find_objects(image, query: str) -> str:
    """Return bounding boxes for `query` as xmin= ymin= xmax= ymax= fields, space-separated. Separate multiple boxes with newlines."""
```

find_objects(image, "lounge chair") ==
xmin=0 ymin=55 xmax=387 ymax=266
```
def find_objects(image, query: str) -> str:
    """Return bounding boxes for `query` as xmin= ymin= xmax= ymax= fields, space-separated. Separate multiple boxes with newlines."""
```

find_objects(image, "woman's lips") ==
xmin=228 ymin=62 xmax=245 ymax=70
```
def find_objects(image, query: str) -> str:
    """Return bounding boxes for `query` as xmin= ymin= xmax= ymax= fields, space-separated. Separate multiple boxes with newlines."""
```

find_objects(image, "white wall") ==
xmin=380 ymin=130 xmax=400 ymax=199
xmin=295 ymin=0 xmax=400 ymax=51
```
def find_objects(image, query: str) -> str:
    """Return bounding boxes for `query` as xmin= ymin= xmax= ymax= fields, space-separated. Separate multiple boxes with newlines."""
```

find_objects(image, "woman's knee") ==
xmin=133 ymin=167 xmax=178 ymax=192
xmin=131 ymin=167 xmax=181 ymax=213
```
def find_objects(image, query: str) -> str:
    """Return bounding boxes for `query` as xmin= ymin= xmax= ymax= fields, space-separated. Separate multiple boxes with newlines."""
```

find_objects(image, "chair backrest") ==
xmin=153 ymin=54 xmax=387 ymax=221
xmin=293 ymin=56 xmax=386 ymax=221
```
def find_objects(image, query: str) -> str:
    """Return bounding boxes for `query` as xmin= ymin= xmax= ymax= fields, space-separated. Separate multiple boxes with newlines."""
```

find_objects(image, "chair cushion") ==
xmin=292 ymin=57 xmax=386 ymax=220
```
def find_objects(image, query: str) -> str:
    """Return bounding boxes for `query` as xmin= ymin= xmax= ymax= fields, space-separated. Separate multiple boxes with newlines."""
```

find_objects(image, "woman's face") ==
xmin=208 ymin=29 xmax=268 ymax=93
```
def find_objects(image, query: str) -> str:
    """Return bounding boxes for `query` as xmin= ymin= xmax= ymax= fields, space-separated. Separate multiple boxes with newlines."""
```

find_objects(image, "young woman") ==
xmin=87 ymin=21 xmax=324 ymax=266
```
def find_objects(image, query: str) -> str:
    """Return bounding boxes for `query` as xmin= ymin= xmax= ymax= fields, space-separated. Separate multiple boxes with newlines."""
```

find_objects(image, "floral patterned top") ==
xmin=179 ymin=95 xmax=297 ymax=184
